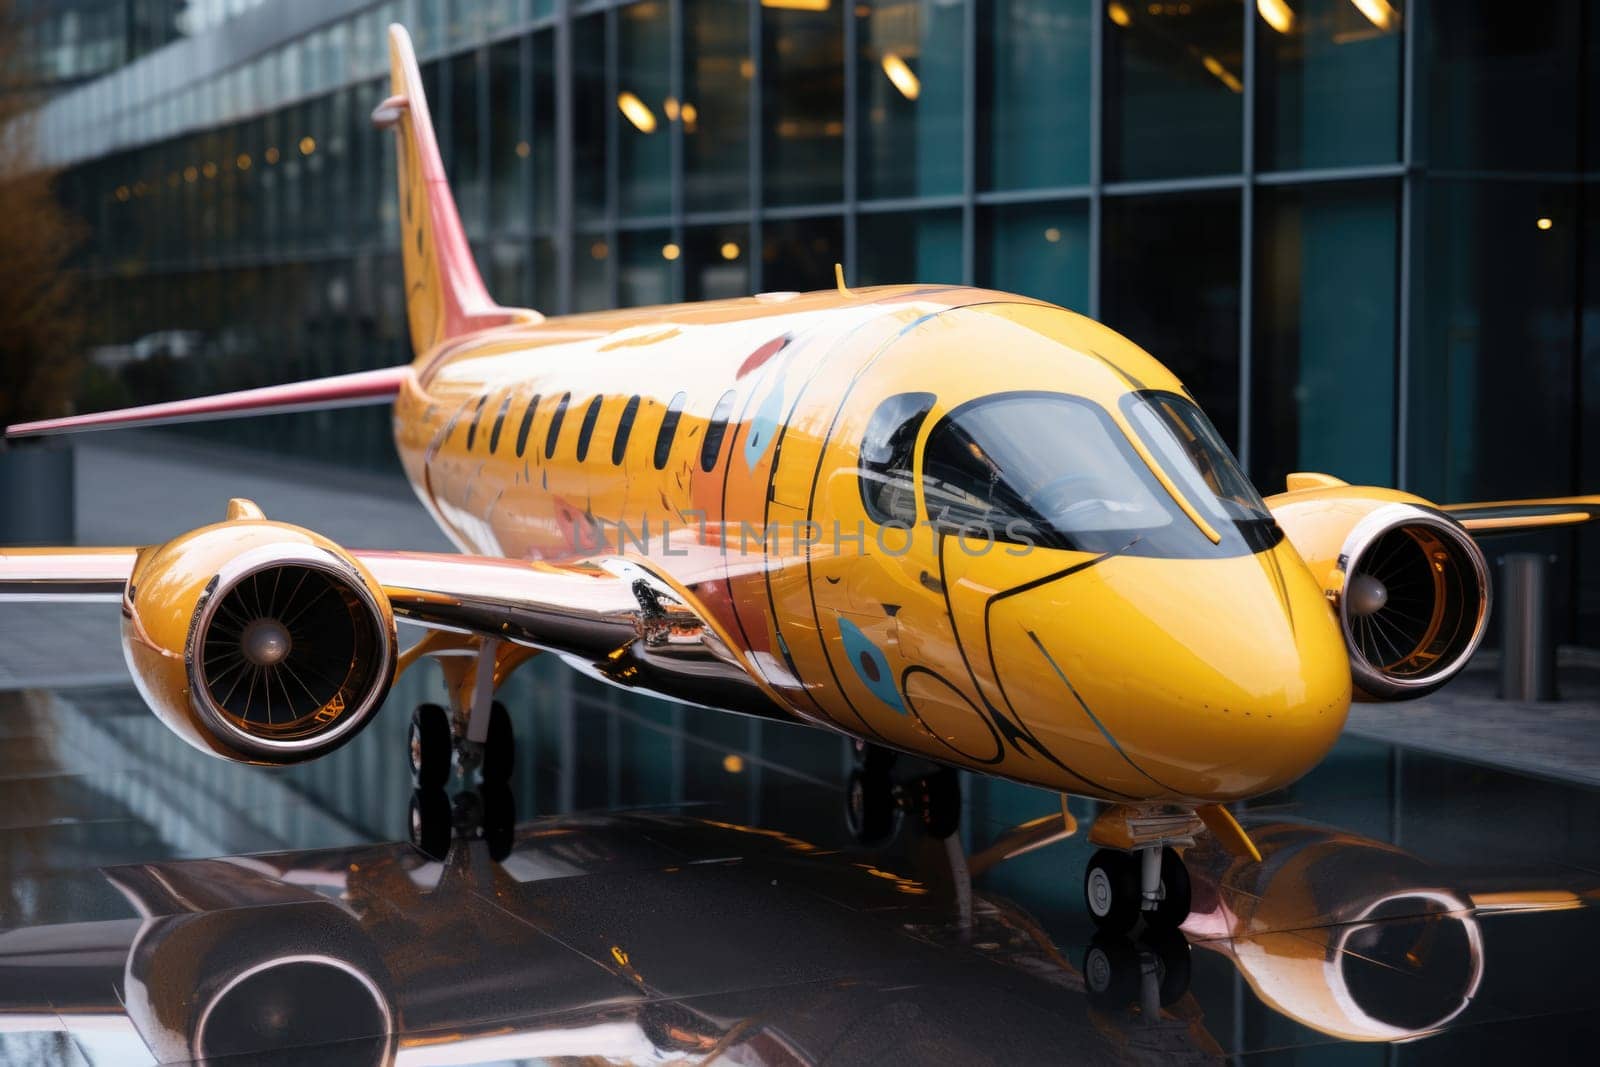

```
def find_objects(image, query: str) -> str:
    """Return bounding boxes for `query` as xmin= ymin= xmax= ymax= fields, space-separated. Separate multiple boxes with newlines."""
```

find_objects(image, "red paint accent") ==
xmin=5 ymin=366 xmax=412 ymax=439
xmin=736 ymin=335 xmax=790 ymax=379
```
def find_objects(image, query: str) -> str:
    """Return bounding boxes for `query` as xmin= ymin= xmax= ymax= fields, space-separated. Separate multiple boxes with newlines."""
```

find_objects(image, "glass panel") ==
xmin=858 ymin=392 xmax=935 ymax=525
xmin=857 ymin=209 xmax=962 ymax=286
xmin=763 ymin=1 xmax=843 ymax=206
xmin=1409 ymin=180 xmax=1577 ymax=503
xmin=613 ymin=396 xmax=642 ymax=464
xmin=1428 ymin=2 xmax=1581 ymax=173
xmin=655 ymin=391 xmax=688 ymax=469
xmin=449 ymin=52 xmax=484 ymax=235
xmin=489 ymin=39 xmax=530 ymax=233
xmin=857 ymin=0 xmax=963 ymax=200
xmin=980 ymin=0 xmax=1091 ymax=191
xmin=980 ymin=201 xmax=1089 ymax=312
xmin=574 ymin=14 xmax=609 ymax=223
xmin=619 ymin=228 xmax=676 ymax=307
xmin=619 ymin=0 xmax=672 ymax=218
xmin=761 ymin=217 xmax=843 ymax=293
xmin=1101 ymin=190 xmax=1242 ymax=446
xmin=1255 ymin=0 xmax=1403 ymax=171
xmin=922 ymin=393 xmax=1178 ymax=552
xmin=532 ymin=30 xmax=558 ymax=231
xmin=684 ymin=0 xmax=750 ymax=213
xmin=684 ymin=223 xmax=750 ymax=301
xmin=575 ymin=232 xmax=610 ymax=310
xmin=1252 ymin=182 xmax=1397 ymax=493
xmin=545 ymin=391 xmax=573 ymax=459
xmin=1104 ymin=0 xmax=1243 ymax=181
xmin=515 ymin=393 xmax=542 ymax=457
xmin=701 ymin=390 xmax=738 ymax=472
xmin=575 ymin=395 xmax=604 ymax=461
xmin=1121 ymin=391 xmax=1269 ymax=523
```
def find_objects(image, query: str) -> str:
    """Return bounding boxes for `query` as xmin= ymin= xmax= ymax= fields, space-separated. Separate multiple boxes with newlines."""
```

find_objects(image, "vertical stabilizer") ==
xmin=373 ymin=24 xmax=539 ymax=364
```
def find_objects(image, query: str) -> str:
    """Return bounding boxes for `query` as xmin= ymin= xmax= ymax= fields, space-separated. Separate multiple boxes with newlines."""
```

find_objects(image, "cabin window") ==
xmin=515 ymin=394 xmax=541 ymax=457
xmin=654 ymin=391 xmax=688 ymax=470
xmin=488 ymin=392 xmax=512 ymax=453
xmin=465 ymin=393 xmax=489 ymax=450
xmin=613 ymin=396 xmax=641 ymax=465
xmin=575 ymin=396 xmax=604 ymax=461
xmin=544 ymin=392 xmax=571 ymax=459
xmin=858 ymin=392 xmax=935 ymax=526
xmin=700 ymin=390 xmax=738 ymax=473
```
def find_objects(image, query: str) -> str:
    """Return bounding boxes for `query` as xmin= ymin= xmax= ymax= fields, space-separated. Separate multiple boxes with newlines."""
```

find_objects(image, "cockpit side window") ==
xmin=921 ymin=391 xmax=1178 ymax=553
xmin=1120 ymin=390 xmax=1273 ymax=529
xmin=858 ymin=392 xmax=935 ymax=525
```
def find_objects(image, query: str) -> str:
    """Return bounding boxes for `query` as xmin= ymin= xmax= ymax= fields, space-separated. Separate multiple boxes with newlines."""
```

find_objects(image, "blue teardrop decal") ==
xmin=744 ymin=376 xmax=786 ymax=470
xmin=838 ymin=617 xmax=905 ymax=713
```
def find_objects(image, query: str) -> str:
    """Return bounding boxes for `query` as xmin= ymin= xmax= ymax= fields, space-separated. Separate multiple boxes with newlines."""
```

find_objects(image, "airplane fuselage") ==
xmin=393 ymin=284 xmax=1353 ymax=805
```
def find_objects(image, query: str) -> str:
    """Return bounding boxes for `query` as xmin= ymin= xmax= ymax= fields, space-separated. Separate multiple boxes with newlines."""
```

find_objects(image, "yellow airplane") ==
xmin=2 ymin=24 xmax=1593 ymax=931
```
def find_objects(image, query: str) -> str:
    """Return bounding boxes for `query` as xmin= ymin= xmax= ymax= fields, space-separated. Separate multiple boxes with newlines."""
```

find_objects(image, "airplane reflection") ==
xmin=0 ymin=812 xmax=1594 ymax=1063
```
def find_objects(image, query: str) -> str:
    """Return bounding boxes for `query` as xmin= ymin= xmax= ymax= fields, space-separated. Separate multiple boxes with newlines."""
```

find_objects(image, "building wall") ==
xmin=32 ymin=0 xmax=1600 ymax=638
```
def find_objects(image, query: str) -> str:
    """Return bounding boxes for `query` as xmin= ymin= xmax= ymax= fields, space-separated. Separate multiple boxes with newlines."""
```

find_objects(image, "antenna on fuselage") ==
xmin=834 ymin=262 xmax=857 ymax=299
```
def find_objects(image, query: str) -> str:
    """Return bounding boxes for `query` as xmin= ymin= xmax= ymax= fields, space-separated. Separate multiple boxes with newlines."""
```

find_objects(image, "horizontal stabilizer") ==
xmin=5 ymin=366 xmax=411 ymax=440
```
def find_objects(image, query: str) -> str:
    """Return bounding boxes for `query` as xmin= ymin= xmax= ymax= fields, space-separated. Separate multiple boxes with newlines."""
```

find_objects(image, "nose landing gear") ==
xmin=1084 ymin=846 xmax=1190 ymax=934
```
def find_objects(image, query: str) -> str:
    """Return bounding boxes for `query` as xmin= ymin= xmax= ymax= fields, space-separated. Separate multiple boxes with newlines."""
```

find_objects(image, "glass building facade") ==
xmin=23 ymin=0 xmax=1600 ymax=640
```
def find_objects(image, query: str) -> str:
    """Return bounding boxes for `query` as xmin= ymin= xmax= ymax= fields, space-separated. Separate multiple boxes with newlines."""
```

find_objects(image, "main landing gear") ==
xmin=844 ymin=743 xmax=962 ymax=846
xmin=408 ymin=695 xmax=517 ymax=863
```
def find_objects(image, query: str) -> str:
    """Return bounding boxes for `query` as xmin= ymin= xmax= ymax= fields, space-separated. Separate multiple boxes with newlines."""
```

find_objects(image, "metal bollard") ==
xmin=1498 ymin=552 xmax=1557 ymax=702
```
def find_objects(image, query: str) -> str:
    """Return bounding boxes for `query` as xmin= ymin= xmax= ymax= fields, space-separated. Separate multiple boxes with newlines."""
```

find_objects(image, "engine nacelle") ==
xmin=1268 ymin=481 xmax=1489 ymax=701
xmin=121 ymin=502 xmax=396 ymax=764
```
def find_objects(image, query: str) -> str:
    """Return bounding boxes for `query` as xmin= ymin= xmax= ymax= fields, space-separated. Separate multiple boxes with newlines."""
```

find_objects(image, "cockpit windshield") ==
xmin=1120 ymin=390 xmax=1273 ymax=530
xmin=921 ymin=392 xmax=1178 ymax=553
xmin=911 ymin=390 xmax=1278 ymax=558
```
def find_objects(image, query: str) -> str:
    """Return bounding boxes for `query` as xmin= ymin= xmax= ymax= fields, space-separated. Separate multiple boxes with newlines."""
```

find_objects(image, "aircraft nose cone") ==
xmin=979 ymin=543 xmax=1351 ymax=802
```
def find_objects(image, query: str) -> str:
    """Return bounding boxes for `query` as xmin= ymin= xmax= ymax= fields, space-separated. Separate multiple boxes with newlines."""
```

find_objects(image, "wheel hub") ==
xmin=1087 ymin=866 xmax=1113 ymax=916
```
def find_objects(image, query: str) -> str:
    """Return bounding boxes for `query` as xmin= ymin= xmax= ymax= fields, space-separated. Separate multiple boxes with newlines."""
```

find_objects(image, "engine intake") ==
xmin=1335 ymin=504 xmax=1490 ymax=700
xmin=122 ymin=508 xmax=396 ymax=764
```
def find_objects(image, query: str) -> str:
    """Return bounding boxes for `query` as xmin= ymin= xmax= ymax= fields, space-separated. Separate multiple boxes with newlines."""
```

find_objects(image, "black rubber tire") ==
xmin=480 ymin=782 xmax=515 ymax=862
xmin=480 ymin=700 xmax=515 ymax=784
xmin=409 ymin=703 xmax=453 ymax=789
xmin=1084 ymin=848 xmax=1141 ymax=934
xmin=845 ymin=766 xmax=899 ymax=846
xmin=408 ymin=788 xmax=451 ymax=861
xmin=1146 ymin=847 xmax=1192 ymax=930
xmin=916 ymin=769 xmax=962 ymax=840
xmin=1082 ymin=933 xmax=1141 ymax=1009
xmin=1144 ymin=926 xmax=1193 ymax=1006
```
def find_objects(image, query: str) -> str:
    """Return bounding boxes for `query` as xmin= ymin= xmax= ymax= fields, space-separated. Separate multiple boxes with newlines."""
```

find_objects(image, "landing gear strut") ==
xmin=1084 ymin=846 xmax=1190 ymax=934
xmin=843 ymin=743 xmax=962 ymax=846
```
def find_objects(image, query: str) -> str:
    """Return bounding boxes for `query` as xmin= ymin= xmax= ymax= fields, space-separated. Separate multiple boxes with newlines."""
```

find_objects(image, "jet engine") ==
xmin=121 ymin=500 xmax=396 ymax=764
xmin=1269 ymin=484 xmax=1489 ymax=700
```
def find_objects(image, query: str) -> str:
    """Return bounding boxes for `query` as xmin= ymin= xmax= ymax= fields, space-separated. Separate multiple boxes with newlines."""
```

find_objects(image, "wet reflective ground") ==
xmin=4 ymin=666 xmax=1600 ymax=1064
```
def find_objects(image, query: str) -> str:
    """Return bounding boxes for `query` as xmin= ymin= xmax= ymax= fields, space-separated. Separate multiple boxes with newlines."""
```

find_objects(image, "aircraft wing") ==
xmin=1441 ymin=496 xmax=1600 ymax=535
xmin=0 ymin=544 xmax=780 ymax=716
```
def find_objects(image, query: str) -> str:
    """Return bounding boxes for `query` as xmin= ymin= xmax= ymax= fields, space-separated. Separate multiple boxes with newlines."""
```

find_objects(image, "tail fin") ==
xmin=373 ymin=25 xmax=538 ymax=364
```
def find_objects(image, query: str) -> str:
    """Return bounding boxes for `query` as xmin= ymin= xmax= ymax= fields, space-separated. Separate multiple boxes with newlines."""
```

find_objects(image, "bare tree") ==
xmin=0 ymin=0 xmax=84 ymax=432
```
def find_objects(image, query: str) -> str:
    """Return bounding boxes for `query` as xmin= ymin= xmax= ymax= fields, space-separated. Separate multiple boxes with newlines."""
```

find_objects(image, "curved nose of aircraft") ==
xmin=976 ymin=540 xmax=1351 ymax=802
